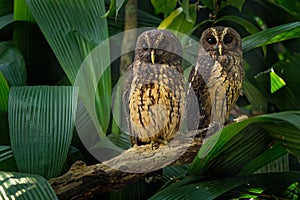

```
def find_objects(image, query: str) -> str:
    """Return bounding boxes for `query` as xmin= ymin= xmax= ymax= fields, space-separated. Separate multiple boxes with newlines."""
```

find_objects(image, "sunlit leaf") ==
xmin=14 ymin=0 xmax=35 ymax=22
xmin=9 ymin=86 xmax=78 ymax=179
xmin=0 ymin=171 xmax=58 ymax=199
xmin=243 ymin=21 xmax=300 ymax=52
xmin=285 ymin=182 xmax=299 ymax=200
xmin=158 ymin=6 xmax=196 ymax=33
xmin=255 ymin=54 xmax=300 ymax=110
xmin=270 ymin=68 xmax=286 ymax=93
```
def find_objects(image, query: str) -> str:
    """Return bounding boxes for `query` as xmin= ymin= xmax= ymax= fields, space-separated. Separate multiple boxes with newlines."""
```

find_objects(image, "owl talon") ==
xmin=151 ymin=142 xmax=160 ymax=150
xmin=150 ymin=139 xmax=169 ymax=150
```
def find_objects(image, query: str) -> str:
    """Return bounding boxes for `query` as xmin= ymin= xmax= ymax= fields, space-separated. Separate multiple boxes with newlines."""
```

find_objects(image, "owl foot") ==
xmin=233 ymin=114 xmax=248 ymax=123
xmin=151 ymin=139 xmax=168 ymax=150
xmin=204 ymin=121 xmax=223 ymax=142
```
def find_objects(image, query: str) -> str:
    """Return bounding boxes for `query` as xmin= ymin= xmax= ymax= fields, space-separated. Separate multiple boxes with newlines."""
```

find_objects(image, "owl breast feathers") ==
xmin=123 ymin=29 xmax=185 ymax=146
xmin=187 ymin=26 xmax=244 ymax=130
xmin=123 ymin=27 xmax=244 ymax=146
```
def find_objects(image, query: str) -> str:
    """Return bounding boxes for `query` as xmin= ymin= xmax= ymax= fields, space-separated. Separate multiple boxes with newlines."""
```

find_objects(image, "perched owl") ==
xmin=123 ymin=29 xmax=184 ymax=146
xmin=187 ymin=26 xmax=244 ymax=131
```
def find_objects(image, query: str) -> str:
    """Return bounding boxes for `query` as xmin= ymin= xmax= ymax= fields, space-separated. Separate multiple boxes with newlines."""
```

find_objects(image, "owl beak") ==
xmin=151 ymin=49 xmax=155 ymax=64
xmin=218 ymin=44 xmax=222 ymax=55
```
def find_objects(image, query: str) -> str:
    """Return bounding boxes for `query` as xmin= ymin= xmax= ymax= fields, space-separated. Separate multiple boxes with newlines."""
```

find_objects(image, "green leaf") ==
xmin=0 ymin=41 xmax=26 ymax=86
xmin=151 ymin=0 xmax=177 ymax=18
xmin=108 ymin=131 xmax=131 ymax=150
xmin=14 ymin=0 xmax=35 ymax=22
xmin=189 ymin=111 xmax=300 ymax=176
xmin=242 ymin=22 xmax=300 ymax=52
xmin=0 ymin=0 xmax=13 ymax=16
xmin=103 ymin=0 xmax=116 ymax=18
xmin=0 ymin=171 xmax=58 ymax=199
xmin=8 ymin=86 xmax=78 ymax=179
xmin=267 ymin=0 xmax=300 ymax=19
xmin=181 ymin=0 xmax=193 ymax=23
xmin=116 ymin=0 xmax=127 ymax=19
xmin=270 ymin=68 xmax=286 ymax=93
xmin=238 ymin=144 xmax=288 ymax=175
xmin=111 ymin=179 xmax=162 ymax=200
xmin=0 ymin=146 xmax=18 ymax=171
xmin=158 ymin=5 xmax=196 ymax=33
xmin=242 ymin=79 xmax=268 ymax=115
xmin=254 ymin=153 xmax=290 ymax=174
xmin=151 ymin=172 xmax=300 ymax=199
xmin=0 ymin=71 xmax=9 ymax=145
xmin=0 ymin=13 xmax=13 ymax=29
xmin=227 ymin=0 xmax=245 ymax=11
xmin=255 ymin=54 xmax=300 ymax=110
xmin=272 ymin=54 xmax=300 ymax=98
xmin=235 ymin=172 xmax=300 ymax=198
xmin=26 ymin=0 xmax=112 ymax=136
xmin=161 ymin=165 xmax=189 ymax=183
xmin=151 ymin=176 xmax=253 ymax=200
xmin=200 ymin=0 xmax=214 ymax=10
xmin=216 ymin=15 xmax=259 ymax=34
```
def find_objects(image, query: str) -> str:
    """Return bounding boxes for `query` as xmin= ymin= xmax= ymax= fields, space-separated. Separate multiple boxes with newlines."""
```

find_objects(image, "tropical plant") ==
xmin=0 ymin=0 xmax=299 ymax=199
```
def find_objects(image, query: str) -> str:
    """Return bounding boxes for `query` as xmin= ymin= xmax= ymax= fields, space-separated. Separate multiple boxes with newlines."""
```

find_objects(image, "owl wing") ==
xmin=187 ymin=45 xmax=215 ymax=130
xmin=121 ymin=64 xmax=136 ymax=145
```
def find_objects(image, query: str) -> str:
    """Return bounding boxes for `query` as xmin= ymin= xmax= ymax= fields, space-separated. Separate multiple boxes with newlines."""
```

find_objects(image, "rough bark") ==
xmin=49 ymin=129 xmax=206 ymax=200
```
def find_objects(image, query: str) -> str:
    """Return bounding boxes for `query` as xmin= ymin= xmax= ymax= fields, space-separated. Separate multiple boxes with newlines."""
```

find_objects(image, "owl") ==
xmin=123 ymin=29 xmax=184 ymax=146
xmin=187 ymin=26 xmax=244 ymax=131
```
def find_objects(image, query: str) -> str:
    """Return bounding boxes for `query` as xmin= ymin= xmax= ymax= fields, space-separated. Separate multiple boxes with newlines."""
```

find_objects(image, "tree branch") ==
xmin=49 ymin=129 xmax=206 ymax=200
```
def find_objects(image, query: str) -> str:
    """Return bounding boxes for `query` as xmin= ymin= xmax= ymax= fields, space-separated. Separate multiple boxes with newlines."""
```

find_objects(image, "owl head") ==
xmin=135 ymin=29 xmax=182 ymax=65
xmin=200 ymin=26 xmax=242 ymax=56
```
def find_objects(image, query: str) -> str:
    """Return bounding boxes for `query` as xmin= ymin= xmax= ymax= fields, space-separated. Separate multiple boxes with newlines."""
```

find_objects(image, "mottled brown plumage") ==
xmin=187 ymin=26 xmax=244 ymax=131
xmin=123 ymin=29 xmax=184 ymax=146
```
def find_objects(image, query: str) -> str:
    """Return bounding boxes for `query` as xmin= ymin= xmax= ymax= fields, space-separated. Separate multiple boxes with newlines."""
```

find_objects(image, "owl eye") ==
xmin=207 ymin=37 xmax=217 ymax=45
xmin=224 ymin=36 xmax=233 ymax=44
xmin=141 ymin=43 xmax=148 ymax=51
xmin=159 ymin=41 xmax=168 ymax=50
